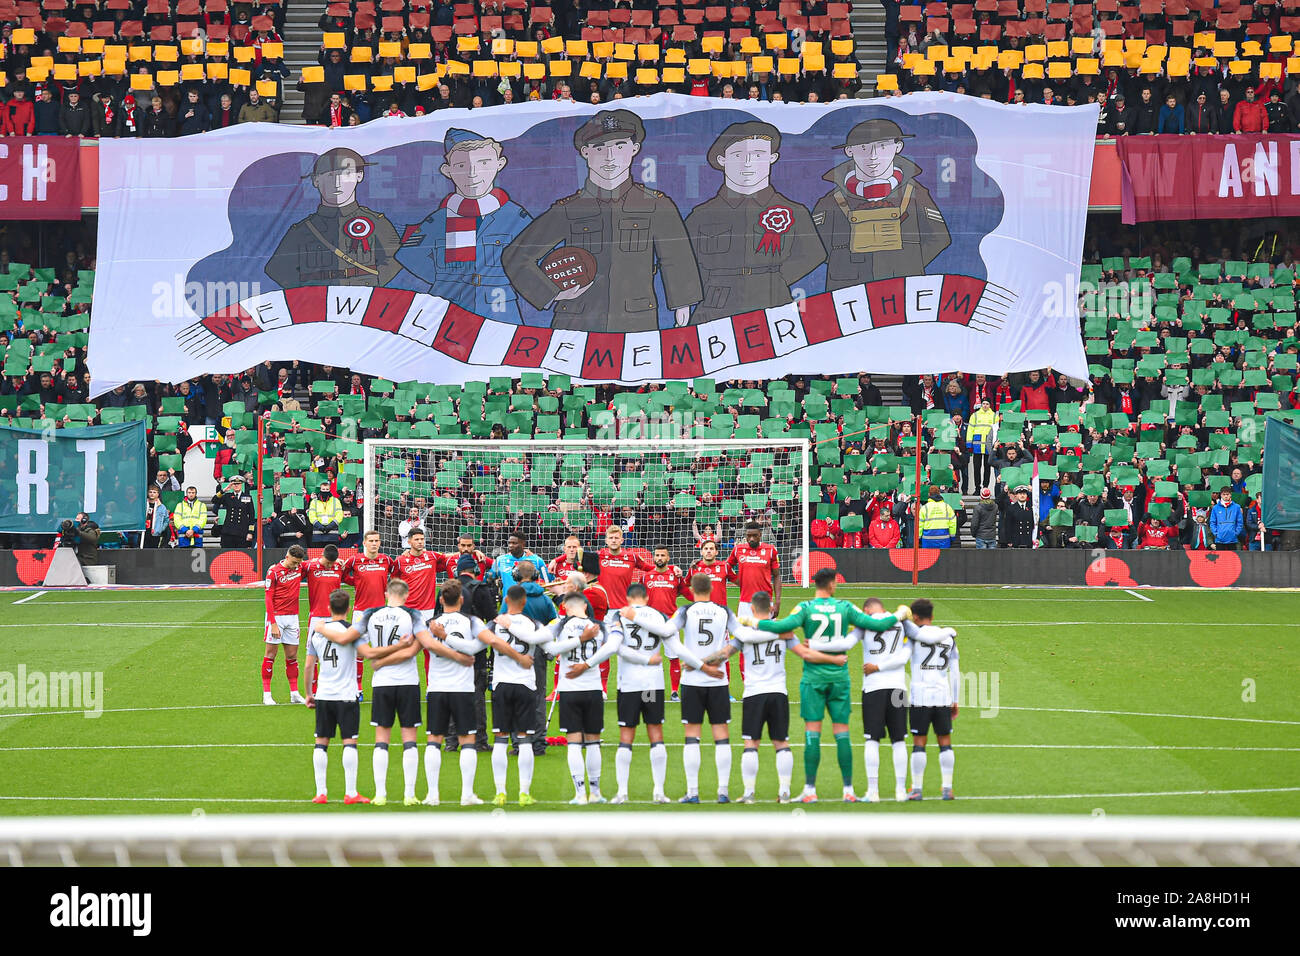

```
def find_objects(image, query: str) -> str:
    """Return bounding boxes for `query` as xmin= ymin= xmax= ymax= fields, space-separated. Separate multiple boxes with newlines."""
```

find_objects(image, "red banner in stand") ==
xmin=1118 ymin=133 xmax=1300 ymax=224
xmin=0 ymin=137 xmax=84 ymax=220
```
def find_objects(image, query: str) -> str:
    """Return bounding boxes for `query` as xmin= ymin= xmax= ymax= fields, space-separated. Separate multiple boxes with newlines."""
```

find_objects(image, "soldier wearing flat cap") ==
xmin=265 ymin=147 xmax=401 ymax=290
xmin=395 ymin=128 xmax=533 ymax=324
xmin=812 ymin=118 xmax=950 ymax=292
xmin=502 ymin=109 xmax=702 ymax=333
xmin=685 ymin=121 xmax=825 ymax=325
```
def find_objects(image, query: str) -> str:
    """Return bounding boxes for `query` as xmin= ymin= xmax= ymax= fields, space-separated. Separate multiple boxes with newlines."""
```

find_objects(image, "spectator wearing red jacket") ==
xmin=1233 ymin=88 xmax=1269 ymax=133
xmin=811 ymin=519 xmax=838 ymax=549
xmin=1137 ymin=517 xmax=1178 ymax=549
xmin=3 ymin=89 xmax=35 ymax=135
xmin=1019 ymin=370 xmax=1052 ymax=412
xmin=867 ymin=513 xmax=901 ymax=549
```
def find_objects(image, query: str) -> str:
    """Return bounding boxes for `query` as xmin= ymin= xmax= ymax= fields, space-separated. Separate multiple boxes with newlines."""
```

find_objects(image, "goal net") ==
xmin=5 ymin=813 xmax=1295 ymax=867
xmin=363 ymin=439 xmax=810 ymax=585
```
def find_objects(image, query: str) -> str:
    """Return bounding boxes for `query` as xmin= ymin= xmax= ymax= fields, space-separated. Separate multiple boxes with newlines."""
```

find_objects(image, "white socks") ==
xmin=911 ymin=747 xmax=927 ymax=792
xmin=775 ymin=747 xmax=794 ymax=794
xmin=892 ymin=741 xmax=908 ymax=789
xmin=714 ymin=738 xmax=731 ymax=797
xmin=492 ymin=739 xmax=510 ymax=794
xmin=741 ymin=748 xmax=759 ymax=794
xmin=567 ymin=743 xmax=586 ymax=794
xmin=424 ymin=743 xmax=441 ymax=800
xmin=584 ymin=742 xmax=602 ymax=796
xmin=864 ymin=740 xmax=880 ymax=789
xmin=649 ymin=742 xmax=667 ymax=796
xmin=615 ymin=743 xmax=633 ymax=796
xmin=402 ymin=743 xmax=418 ymax=800
xmin=313 ymin=745 xmax=328 ymax=796
xmin=683 ymin=738 xmax=701 ymax=795
xmin=343 ymin=743 xmax=358 ymax=796
xmin=518 ymin=741 xmax=535 ymax=794
xmin=939 ymin=746 xmax=955 ymax=789
xmin=459 ymin=746 xmax=477 ymax=800
xmin=372 ymin=743 xmax=389 ymax=801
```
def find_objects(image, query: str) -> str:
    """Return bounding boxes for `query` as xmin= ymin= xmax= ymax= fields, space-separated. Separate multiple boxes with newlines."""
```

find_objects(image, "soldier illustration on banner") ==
xmin=264 ymin=147 xmax=402 ymax=289
xmin=395 ymin=128 xmax=533 ymax=325
xmin=812 ymin=119 xmax=951 ymax=292
xmin=500 ymin=109 xmax=703 ymax=333
xmin=685 ymin=121 xmax=826 ymax=325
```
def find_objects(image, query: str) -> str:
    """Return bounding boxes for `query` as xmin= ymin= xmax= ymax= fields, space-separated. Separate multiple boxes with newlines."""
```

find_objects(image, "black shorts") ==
xmin=681 ymin=684 xmax=731 ymax=726
xmin=370 ymin=685 xmax=421 ymax=729
xmin=314 ymin=699 xmax=361 ymax=740
xmin=741 ymin=693 xmax=789 ymax=742
xmin=427 ymin=691 xmax=476 ymax=737
xmin=863 ymin=687 xmax=909 ymax=742
xmin=617 ymin=689 xmax=665 ymax=728
xmin=491 ymin=683 xmax=536 ymax=736
xmin=909 ymin=704 xmax=953 ymax=738
xmin=559 ymin=690 xmax=604 ymax=735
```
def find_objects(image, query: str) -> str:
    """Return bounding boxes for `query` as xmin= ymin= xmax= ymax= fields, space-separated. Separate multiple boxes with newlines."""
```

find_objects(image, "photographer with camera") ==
xmin=58 ymin=513 xmax=101 ymax=566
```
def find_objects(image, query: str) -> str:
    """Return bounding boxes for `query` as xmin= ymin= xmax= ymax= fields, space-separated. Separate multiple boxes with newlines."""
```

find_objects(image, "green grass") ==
xmin=0 ymin=584 xmax=1297 ymax=817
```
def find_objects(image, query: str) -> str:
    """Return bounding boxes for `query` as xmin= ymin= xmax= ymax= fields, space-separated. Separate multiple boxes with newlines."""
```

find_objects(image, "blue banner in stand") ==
xmin=89 ymin=92 xmax=1096 ymax=394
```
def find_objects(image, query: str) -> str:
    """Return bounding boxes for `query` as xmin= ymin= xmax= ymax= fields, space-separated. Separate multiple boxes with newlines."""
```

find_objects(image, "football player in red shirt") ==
xmin=643 ymin=545 xmax=688 ymax=697
xmin=394 ymin=528 xmax=441 ymax=678
xmin=548 ymin=534 xmax=583 ymax=581
xmin=438 ymin=533 xmax=492 ymax=581
xmin=342 ymin=530 xmax=395 ymax=699
xmin=684 ymin=535 xmax=741 ymax=682
xmin=303 ymin=543 xmax=344 ymax=695
xmin=262 ymin=545 xmax=306 ymax=706
xmin=727 ymin=521 xmax=782 ymax=619
xmin=597 ymin=525 xmax=653 ymax=609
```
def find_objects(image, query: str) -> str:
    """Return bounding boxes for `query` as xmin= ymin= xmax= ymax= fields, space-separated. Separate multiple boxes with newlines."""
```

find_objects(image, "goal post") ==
xmin=363 ymin=439 xmax=811 ymax=586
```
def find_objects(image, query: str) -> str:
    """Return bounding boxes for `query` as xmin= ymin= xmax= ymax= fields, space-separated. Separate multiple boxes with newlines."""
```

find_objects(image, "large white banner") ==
xmin=90 ymin=93 xmax=1095 ymax=395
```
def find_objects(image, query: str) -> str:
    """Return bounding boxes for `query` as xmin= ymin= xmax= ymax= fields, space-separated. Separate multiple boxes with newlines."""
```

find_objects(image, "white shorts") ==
xmin=307 ymin=616 xmax=329 ymax=641
xmin=264 ymin=614 xmax=300 ymax=646
xmin=737 ymin=602 xmax=753 ymax=621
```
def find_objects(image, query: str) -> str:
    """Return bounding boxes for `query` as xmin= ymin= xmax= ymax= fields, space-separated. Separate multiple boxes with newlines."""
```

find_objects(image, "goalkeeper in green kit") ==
xmin=740 ymin=567 xmax=912 ymax=803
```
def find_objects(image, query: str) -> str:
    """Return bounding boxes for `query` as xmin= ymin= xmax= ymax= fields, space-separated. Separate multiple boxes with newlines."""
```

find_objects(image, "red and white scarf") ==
xmin=122 ymin=96 xmax=137 ymax=133
xmin=845 ymin=167 xmax=903 ymax=201
xmin=441 ymin=188 xmax=508 ymax=263
xmin=102 ymin=100 xmax=115 ymax=128
xmin=329 ymin=103 xmax=342 ymax=127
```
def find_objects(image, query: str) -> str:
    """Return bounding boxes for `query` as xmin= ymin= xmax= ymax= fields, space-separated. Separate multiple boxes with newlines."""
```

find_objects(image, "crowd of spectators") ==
xmin=879 ymin=0 xmax=1300 ymax=129
xmin=2 ymin=214 xmax=1298 ymax=553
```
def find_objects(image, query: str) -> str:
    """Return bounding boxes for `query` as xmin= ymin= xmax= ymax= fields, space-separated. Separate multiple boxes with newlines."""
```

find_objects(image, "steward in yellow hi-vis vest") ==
xmin=812 ymin=119 xmax=950 ymax=292
xmin=918 ymin=486 xmax=957 ymax=548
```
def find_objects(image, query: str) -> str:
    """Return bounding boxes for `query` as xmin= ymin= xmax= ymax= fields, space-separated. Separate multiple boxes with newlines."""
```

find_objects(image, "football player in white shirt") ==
xmin=484 ymin=585 xmax=558 ymax=807
xmin=607 ymin=582 xmax=711 ymax=804
xmin=631 ymin=573 xmax=745 ymax=804
xmin=534 ymin=591 xmax=619 ymax=804
xmin=314 ymin=580 xmax=467 ymax=806
xmin=843 ymin=598 xmax=913 ymax=803
xmin=902 ymin=598 xmax=959 ymax=801
xmin=701 ymin=591 xmax=847 ymax=804
xmin=304 ymin=589 xmax=417 ymax=804
xmin=420 ymin=580 xmax=524 ymax=806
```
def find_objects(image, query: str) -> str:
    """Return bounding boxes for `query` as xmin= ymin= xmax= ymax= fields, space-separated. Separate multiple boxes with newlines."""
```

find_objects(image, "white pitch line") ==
xmin=1125 ymin=589 xmax=1154 ymax=602
xmin=0 ymin=786 xmax=1296 ymax=805
xmin=6 ymin=596 xmax=1146 ymax=607
xmin=1 ymin=742 xmax=1298 ymax=754
xmin=992 ymin=705 xmax=1300 ymax=726
xmin=12 ymin=591 xmax=46 ymax=605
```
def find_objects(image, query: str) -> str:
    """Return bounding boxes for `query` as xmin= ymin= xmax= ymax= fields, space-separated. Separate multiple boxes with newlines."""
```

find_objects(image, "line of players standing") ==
xmin=258 ymin=520 xmax=957 ymax=805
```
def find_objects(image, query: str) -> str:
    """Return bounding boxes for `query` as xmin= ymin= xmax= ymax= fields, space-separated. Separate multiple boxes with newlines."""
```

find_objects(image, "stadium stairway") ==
xmin=282 ymin=1 xmax=321 ymax=124
xmin=850 ymin=0 xmax=888 ymax=95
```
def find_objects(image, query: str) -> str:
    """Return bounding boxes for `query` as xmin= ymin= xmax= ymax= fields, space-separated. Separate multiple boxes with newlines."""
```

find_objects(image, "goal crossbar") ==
xmin=3 ymin=813 xmax=1296 ymax=867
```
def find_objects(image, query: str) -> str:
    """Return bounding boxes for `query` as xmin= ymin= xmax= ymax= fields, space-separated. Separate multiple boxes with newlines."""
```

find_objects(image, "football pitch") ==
xmin=1 ymin=584 xmax=1297 ymax=818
